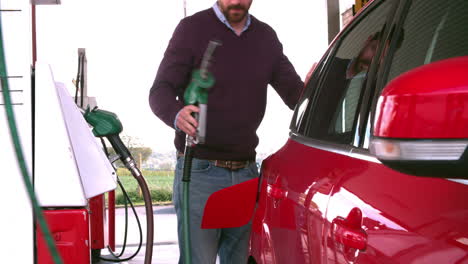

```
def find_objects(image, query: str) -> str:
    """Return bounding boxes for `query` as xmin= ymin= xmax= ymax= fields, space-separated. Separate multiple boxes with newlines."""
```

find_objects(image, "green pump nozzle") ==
xmin=83 ymin=107 xmax=132 ymax=161
xmin=82 ymin=106 xmax=154 ymax=264
xmin=183 ymin=40 xmax=221 ymax=145
xmin=83 ymin=107 xmax=123 ymax=137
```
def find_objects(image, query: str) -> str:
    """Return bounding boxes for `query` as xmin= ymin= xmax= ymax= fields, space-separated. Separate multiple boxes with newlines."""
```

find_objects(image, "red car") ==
xmin=245 ymin=0 xmax=468 ymax=263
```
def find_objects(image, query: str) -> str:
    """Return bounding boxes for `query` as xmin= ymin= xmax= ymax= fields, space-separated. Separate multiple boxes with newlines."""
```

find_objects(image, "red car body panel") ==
xmin=252 ymin=140 xmax=350 ymax=264
xmin=324 ymin=153 xmax=468 ymax=263
xmin=374 ymin=56 xmax=468 ymax=139
xmin=250 ymin=139 xmax=468 ymax=264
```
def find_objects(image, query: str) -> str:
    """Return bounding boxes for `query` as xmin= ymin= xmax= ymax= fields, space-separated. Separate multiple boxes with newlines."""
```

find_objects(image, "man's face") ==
xmin=218 ymin=0 xmax=252 ymax=24
xmin=357 ymin=39 xmax=379 ymax=70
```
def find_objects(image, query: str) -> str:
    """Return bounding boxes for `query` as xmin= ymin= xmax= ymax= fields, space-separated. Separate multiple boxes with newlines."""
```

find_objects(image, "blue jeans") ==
xmin=173 ymin=157 xmax=259 ymax=264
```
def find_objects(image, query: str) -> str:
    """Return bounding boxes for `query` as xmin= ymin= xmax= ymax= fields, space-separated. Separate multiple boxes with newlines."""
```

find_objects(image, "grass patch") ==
xmin=114 ymin=169 xmax=174 ymax=206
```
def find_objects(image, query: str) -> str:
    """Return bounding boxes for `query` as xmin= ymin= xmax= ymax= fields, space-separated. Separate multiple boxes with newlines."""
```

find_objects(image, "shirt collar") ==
xmin=212 ymin=2 xmax=251 ymax=34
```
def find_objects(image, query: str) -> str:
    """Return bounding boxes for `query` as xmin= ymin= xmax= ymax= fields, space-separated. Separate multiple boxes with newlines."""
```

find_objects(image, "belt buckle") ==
xmin=214 ymin=160 xmax=249 ymax=170
xmin=226 ymin=160 xmax=233 ymax=169
xmin=216 ymin=160 xmax=231 ymax=169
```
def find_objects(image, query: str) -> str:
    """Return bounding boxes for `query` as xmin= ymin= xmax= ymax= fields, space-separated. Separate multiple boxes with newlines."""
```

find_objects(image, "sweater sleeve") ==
xmin=148 ymin=19 xmax=193 ymax=128
xmin=270 ymin=39 xmax=304 ymax=110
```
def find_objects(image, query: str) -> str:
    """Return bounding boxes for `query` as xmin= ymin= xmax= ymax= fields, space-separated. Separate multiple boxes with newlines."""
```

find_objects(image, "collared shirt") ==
xmin=212 ymin=2 xmax=251 ymax=34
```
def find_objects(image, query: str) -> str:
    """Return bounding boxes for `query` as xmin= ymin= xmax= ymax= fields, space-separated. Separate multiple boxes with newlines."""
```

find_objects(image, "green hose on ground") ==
xmin=181 ymin=39 xmax=220 ymax=264
xmin=182 ymin=145 xmax=194 ymax=264
xmin=182 ymin=181 xmax=191 ymax=264
xmin=0 ymin=12 xmax=63 ymax=264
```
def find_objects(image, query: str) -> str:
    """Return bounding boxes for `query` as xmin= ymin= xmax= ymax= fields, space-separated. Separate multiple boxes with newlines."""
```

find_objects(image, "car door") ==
xmin=251 ymin=1 xmax=398 ymax=263
xmin=251 ymin=26 xmax=343 ymax=264
xmin=324 ymin=0 xmax=468 ymax=263
xmin=252 ymin=50 xmax=339 ymax=264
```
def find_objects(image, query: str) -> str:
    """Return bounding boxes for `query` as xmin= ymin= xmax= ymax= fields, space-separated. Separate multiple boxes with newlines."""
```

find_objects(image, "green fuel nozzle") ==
xmin=183 ymin=69 xmax=215 ymax=106
xmin=83 ymin=107 xmax=132 ymax=162
xmin=83 ymin=107 xmax=123 ymax=137
xmin=183 ymin=40 xmax=221 ymax=145
xmin=82 ymin=106 xmax=154 ymax=264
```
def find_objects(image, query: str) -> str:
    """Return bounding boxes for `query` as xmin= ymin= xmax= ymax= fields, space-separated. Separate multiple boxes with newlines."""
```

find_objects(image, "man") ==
xmin=346 ymin=31 xmax=381 ymax=79
xmin=149 ymin=1 xmax=303 ymax=263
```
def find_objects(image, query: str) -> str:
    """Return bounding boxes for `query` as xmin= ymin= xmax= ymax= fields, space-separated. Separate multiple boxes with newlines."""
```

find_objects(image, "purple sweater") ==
xmin=149 ymin=8 xmax=303 ymax=161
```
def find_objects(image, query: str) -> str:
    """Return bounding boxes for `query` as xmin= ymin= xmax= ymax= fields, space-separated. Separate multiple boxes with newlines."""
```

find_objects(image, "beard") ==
xmin=220 ymin=3 xmax=249 ymax=23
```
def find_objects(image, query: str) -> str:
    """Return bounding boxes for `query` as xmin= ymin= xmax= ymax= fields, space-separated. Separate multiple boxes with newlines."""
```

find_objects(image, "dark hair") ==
xmin=371 ymin=26 xmax=405 ymax=50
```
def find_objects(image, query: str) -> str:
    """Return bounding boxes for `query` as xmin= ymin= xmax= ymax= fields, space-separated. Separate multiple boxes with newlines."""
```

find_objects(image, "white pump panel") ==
xmin=35 ymin=63 xmax=116 ymax=207
xmin=56 ymin=81 xmax=117 ymax=199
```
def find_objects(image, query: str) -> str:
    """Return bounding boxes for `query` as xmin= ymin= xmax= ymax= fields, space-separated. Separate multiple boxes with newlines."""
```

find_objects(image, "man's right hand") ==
xmin=176 ymin=105 xmax=199 ymax=137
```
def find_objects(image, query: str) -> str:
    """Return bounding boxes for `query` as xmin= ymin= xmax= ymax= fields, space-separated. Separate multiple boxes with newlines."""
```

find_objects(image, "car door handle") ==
xmin=332 ymin=218 xmax=367 ymax=250
xmin=267 ymin=184 xmax=287 ymax=200
xmin=332 ymin=208 xmax=367 ymax=251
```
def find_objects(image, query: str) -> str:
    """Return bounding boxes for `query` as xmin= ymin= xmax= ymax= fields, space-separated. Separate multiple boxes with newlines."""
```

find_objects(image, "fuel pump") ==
xmin=83 ymin=107 xmax=154 ymax=264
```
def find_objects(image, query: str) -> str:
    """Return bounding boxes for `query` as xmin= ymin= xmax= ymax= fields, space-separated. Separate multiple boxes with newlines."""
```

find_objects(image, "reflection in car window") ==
xmin=332 ymin=71 xmax=366 ymax=134
xmin=291 ymin=49 xmax=335 ymax=135
xmin=305 ymin=1 xmax=392 ymax=145
xmin=386 ymin=0 xmax=468 ymax=84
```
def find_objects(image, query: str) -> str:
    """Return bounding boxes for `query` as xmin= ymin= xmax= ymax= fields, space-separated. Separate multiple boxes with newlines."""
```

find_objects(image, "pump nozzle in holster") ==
xmin=83 ymin=107 xmax=154 ymax=264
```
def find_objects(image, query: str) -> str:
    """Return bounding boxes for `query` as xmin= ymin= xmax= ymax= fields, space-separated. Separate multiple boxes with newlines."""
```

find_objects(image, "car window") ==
xmin=385 ymin=0 xmax=468 ymax=84
xmin=363 ymin=0 xmax=468 ymax=150
xmin=304 ymin=0 xmax=393 ymax=145
xmin=290 ymin=49 xmax=335 ymax=135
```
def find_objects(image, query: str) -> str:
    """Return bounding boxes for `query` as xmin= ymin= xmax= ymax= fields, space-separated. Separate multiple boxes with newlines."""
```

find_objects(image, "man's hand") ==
xmin=176 ymin=105 xmax=199 ymax=137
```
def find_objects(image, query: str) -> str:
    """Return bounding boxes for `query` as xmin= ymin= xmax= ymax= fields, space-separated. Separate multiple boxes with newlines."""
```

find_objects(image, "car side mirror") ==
xmin=370 ymin=56 xmax=468 ymax=179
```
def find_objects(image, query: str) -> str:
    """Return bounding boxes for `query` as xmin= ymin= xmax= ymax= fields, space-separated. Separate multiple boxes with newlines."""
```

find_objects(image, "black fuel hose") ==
xmin=74 ymin=53 xmax=81 ymax=105
xmin=108 ymin=135 xmax=154 ymax=264
xmin=129 ymin=165 xmax=154 ymax=264
xmin=99 ymin=138 xmax=143 ymax=262
xmin=107 ymin=179 xmax=130 ymax=259
xmin=94 ymin=135 xmax=153 ymax=263
xmin=99 ymin=178 xmax=144 ymax=262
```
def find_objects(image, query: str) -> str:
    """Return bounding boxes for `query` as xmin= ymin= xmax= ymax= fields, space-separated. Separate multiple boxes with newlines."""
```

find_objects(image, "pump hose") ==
xmin=0 ymin=12 xmax=63 ymax=264
xmin=99 ymin=177 xmax=144 ymax=262
xmin=182 ymin=145 xmax=194 ymax=264
xmin=103 ymin=134 xmax=154 ymax=263
xmin=99 ymin=139 xmax=143 ymax=261
xmin=125 ymin=159 xmax=154 ymax=264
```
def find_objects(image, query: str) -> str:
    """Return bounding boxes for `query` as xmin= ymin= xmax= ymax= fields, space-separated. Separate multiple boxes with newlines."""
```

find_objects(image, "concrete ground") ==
xmin=97 ymin=205 xmax=222 ymax=264
xmin=98 ymin=205 xmax=180 ymax=264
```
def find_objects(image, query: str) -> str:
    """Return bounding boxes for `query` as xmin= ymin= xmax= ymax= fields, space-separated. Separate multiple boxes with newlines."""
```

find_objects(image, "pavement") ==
xmin=97 ymin=205 xmax=180 ymax=264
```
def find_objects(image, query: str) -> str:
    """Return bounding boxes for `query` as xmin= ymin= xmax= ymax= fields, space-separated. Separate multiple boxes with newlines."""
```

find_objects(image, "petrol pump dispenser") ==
xmin=83 ymin=107 xmax=154 ymax=264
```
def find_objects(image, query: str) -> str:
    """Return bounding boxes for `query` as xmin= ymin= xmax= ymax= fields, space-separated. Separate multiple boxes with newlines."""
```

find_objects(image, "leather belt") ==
xmin=210 ymin=160 xmax=251 ymax=170
xmin=177 ymin=152 xmax=252 ymax=170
